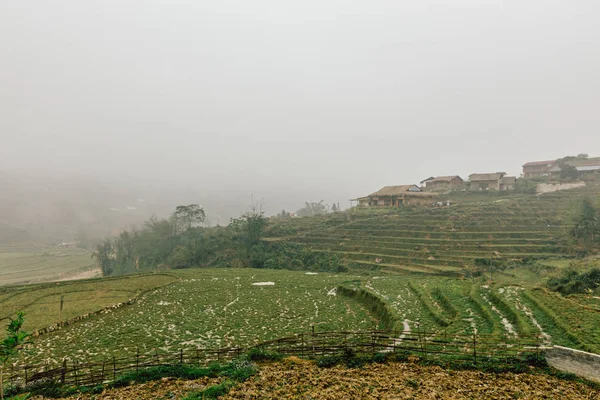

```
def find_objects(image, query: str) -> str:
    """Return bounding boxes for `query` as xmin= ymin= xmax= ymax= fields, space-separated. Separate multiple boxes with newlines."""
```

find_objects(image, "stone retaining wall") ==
xmin=536 ymin=182 xmax=585 ymax=194
xmin=544 ymin=346 xmax=600 ymax=383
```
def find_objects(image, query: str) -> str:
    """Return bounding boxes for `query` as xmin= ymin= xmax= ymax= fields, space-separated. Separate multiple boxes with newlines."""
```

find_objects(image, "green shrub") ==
xmin=22 ymin=378 xmax=62 ymax=398
xmin=182 ymin=380 xmax=235 ymax=400
xmin=372 ymin=352 xmax=387 ymax=364
xmin=246 ymin=347 xmax=283 ymax=362
xmin=316 ymin=355 xmax=340 ymax=368
xmin=547 ymin=268 xmax=600 ymax=295
xmin=111 ymin=364 xmax=216 ymax=388
xmin=220 ymin=358 xmax=257 ymax=382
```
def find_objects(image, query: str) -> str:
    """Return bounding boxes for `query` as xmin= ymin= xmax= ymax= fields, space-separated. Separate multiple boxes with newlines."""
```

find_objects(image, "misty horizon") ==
xmin=2 ymin=0 xmax=600 ymax=236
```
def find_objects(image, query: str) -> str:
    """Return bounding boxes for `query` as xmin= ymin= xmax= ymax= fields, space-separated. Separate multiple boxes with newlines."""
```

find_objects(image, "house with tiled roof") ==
xmin=351 ymin=185 xmax=437 ymax=207
xmin=469 ymin=172 xmax=516 ymax=191
xmin=420 ymin=175 xmax=464 ymax=189
xmin=522 ymin=160 xmax=557 ymax=178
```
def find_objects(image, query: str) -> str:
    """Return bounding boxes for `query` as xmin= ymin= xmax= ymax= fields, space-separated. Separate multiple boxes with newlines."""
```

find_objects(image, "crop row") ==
xmin=18 ymin=269 xmax=376 ymax=366
xmin=299 ymin=240 xmax=565 ymax=259
xmin=293 ymin=236 xmax=567 ymax=253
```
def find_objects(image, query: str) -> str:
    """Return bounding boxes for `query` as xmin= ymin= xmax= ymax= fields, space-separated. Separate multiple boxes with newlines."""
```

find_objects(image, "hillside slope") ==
xmin=271 ymin=184 xmax=600 ymax=274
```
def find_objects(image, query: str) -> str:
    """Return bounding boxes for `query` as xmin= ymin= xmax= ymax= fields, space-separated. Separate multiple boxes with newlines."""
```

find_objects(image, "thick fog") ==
xmin=1 ymin=1 xmax=600 ymax=236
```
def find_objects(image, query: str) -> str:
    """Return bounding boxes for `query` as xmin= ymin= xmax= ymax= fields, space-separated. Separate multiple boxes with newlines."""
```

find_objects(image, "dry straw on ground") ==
xmin=44 ymin=358 xmax=600 ymax=400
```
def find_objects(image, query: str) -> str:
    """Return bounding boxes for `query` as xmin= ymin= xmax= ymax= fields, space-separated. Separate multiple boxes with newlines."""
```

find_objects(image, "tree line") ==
xmin=92 ymin=204 xmax=346 ymax=277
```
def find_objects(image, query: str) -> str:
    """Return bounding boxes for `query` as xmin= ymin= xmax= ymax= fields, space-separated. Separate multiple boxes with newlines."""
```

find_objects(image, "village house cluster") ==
xmin=522 ymin=157 xmax=600 ymax=179
xmin=351 ymin=155 xmax=600 ymax=208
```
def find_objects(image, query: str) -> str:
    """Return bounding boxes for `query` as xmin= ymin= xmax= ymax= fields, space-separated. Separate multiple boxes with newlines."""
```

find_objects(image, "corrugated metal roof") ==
xmin=576 ymin=166 xmax=600 ymax=172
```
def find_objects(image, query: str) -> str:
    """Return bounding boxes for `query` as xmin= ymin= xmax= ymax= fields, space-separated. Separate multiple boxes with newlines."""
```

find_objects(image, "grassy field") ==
xmin=0 ymin=273 xmax=178 ymax=332
xmin=0 ymin=245 xmax=96 ymax=286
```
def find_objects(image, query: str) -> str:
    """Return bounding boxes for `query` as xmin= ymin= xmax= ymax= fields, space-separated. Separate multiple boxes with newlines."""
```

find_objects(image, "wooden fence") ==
xmin=6 ymin=330 xmax=543 ymax=388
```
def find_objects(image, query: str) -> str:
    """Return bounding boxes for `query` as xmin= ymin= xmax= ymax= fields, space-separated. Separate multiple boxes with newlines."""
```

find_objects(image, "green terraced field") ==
xmin=356 ymin=273 xmax=600 ymax=353
xmin=269 ymin=184 xmax=600 ymax=274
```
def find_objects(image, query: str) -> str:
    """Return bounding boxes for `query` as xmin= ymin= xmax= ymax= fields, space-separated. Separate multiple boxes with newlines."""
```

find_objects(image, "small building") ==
xmin=351 ymin=185 xmax=437 ymax=207
xmin=420 ymin=175 xmax=464 ymax=189
xmin=522 ymin=160 xmax=557 ymax=179
xmin=499 ymin=176 xmax=517 ymax=191
xmin=469 ymin=172 xmax=506 ymax=191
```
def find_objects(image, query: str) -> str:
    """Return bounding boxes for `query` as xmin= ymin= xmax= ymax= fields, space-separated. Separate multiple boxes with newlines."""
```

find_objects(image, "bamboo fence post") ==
xmin=301 ymin=333 xmax=304 ymax=358
xmin=371 ymin=333 xmax=375 ymax=355
xmin=24 ymin=366 xmax=28 ymax=383
xmin=179 ymin=349 xmax=183 ymax=364
xmin=61 ymin=359 xmax=67 ymax=384
xmin=101 ymin=361 xmax=105 ymax=384
xmin=472 ymin=334 xmax=477 ymax=365
xmin=136 ymin=348 xmax=140 ymax=372
xmin=112 ymin=357 xmax=116 ymax=381
xmin=74 ymin=361 xmax=78 ymax=386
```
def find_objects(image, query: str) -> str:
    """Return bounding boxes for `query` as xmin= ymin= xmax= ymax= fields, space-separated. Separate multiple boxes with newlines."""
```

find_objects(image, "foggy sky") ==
xmin=2 ymin=0 xmax=600 ymax=214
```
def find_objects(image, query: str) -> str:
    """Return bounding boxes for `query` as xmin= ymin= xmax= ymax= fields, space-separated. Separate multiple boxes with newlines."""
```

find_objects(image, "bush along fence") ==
xmin=5 ymin=329 xmax=545 ymax=388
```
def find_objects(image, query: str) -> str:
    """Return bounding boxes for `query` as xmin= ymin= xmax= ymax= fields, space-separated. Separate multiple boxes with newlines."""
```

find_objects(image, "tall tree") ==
xmin=296 ymin=201 xmax=328 ymax=217
xmin=571 ymin=197 xmax=600 ymax=251
xmin=173 ymin=204 xmax=206 ymax=233
xmin=92 ymin=239 xmax=116 ymax=276
xmin=230 ymin=207 xmax=268 ymax=255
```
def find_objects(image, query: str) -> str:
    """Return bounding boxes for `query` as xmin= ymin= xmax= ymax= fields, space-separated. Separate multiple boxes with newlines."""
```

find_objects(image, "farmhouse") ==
xmin=499 ymin=176 xmax=516 ymax=191
xmin=352 ymin=185 xmax=437 ymax=207
xmin=549 ymin=157 xmax=600 ymax=177
xmin=420 ymin=175 xmax=464 ymax=189
xmin=522 ymin=160 xmax=557 ymax=178
xmin=468 ymin=172 xmax=516 ymax=191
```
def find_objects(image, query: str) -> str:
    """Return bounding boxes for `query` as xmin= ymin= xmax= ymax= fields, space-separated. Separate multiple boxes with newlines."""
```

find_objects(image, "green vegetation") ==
xmin=0 ymin=273 xmax=177 ymax=332
xmin=1 ymin=312 xmax=30 ymax=400
xmin=570 ymin=197 xmax=600 ymax=253
xmin=547 ymin=267 xmax=600 ymax=295
xmin=16 ymin=269 xmax=376 ymax=366
xmin=4 ymin=182 xmax=600 ymax=392
xmin=336 ymin=286 xmax=395 ymax=330
xmin=93 ymin=206 xmax=345 ymax=276
xmin=4 ymin=358 xmax=258 ymax=399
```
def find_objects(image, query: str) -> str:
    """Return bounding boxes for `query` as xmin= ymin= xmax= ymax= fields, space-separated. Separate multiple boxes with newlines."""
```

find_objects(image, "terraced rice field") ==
xmin=360 ymin=274 xmax=600 ymax=354
xmin=277 ymin=185 xmax=600 ymax=274
xmin=17 ymin=269 xmax=376 ymax=366
xmin=0 ymin=245 xmax=96 ymax=286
